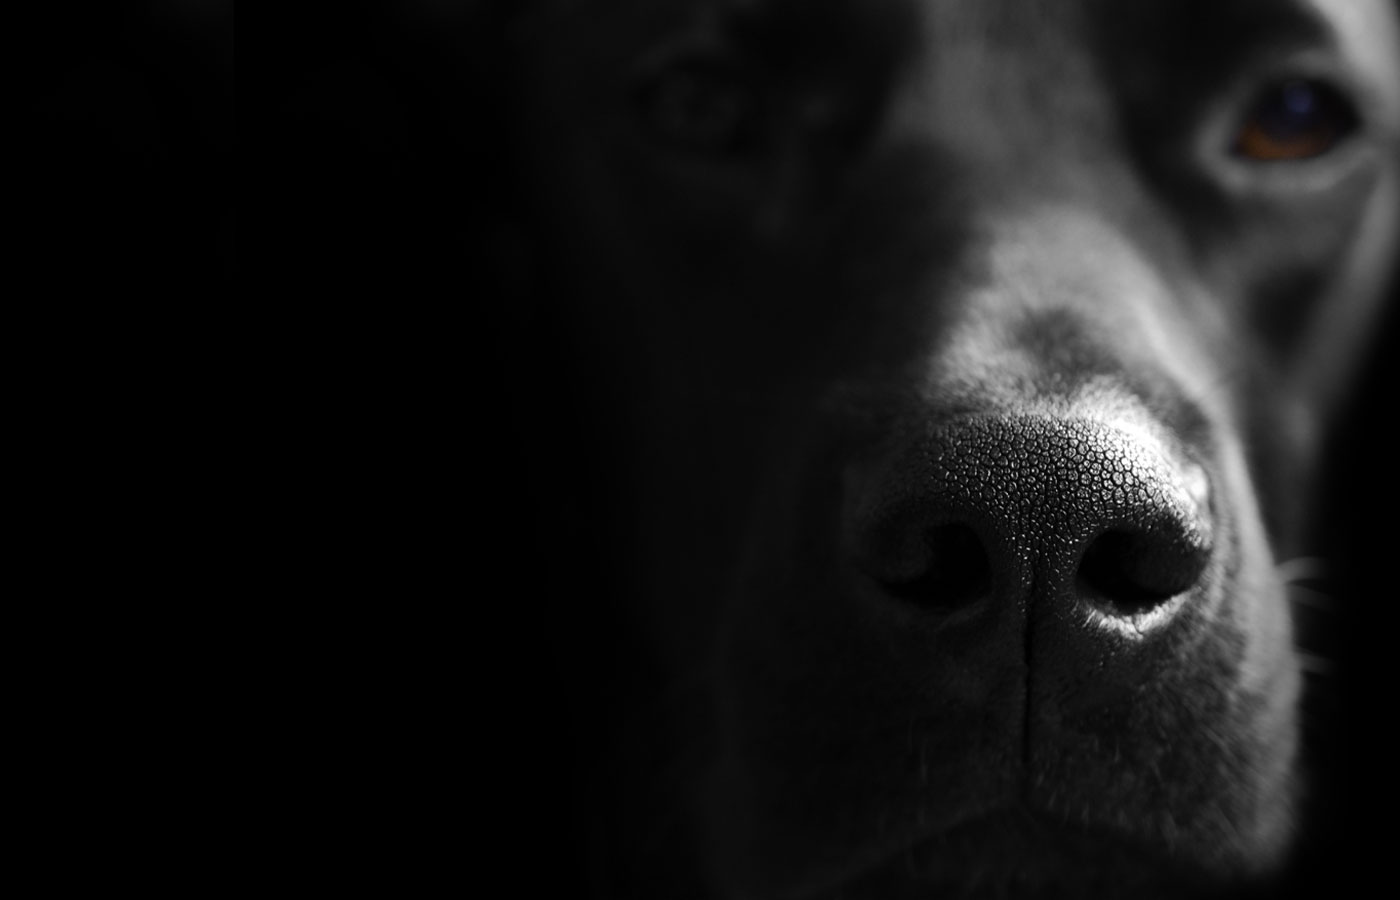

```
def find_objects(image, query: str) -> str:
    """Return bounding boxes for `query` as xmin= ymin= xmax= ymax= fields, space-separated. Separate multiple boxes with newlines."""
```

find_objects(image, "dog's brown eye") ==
xmin=1233 ymin=79 xmax=1358 ymax=161
xmin=634 ymin=60 xmax=760 ymax=156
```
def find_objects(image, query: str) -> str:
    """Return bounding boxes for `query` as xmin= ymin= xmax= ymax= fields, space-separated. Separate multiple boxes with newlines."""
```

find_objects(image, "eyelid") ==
xmin=1212 ymin=48 xmax=1364 ymax=123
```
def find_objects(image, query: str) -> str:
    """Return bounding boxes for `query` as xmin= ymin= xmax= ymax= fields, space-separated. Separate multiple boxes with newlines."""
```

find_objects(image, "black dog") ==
xmin=321 ymin=1 xmax=1400 ymax=897
xmin=488 ymin=0 xmax=1400 ymax=896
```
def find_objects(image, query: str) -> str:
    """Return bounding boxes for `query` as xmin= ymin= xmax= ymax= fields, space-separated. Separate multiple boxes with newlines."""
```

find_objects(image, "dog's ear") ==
xmin=1308 ymin=135 xmax=1400 ymax=891
xmin=273 ymin=0 xmax=547 ymax=573
xmin=1311 ymin=276 xmax=1400 ymax=896
xmin=270 ymin=8 xmax=603 ymax=892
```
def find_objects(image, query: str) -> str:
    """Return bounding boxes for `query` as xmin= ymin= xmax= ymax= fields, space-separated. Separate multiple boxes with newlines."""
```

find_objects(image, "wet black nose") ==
xmin=855 ymin=415 xmax=1214 ymax=623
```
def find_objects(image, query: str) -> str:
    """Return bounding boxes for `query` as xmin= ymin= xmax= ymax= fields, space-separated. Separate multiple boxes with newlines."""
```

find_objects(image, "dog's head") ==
xmin=470 ymin=0 xmax=1400 ymax=896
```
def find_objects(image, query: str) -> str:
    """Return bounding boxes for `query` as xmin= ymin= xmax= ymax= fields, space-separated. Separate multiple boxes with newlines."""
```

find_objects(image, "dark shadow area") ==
xmin=26 ymin=3 xmax=231 ymax=299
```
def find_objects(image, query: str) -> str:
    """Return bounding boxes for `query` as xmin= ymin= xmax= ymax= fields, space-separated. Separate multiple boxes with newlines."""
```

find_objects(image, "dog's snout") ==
xmin=853 ymin=414 xmax=1214 ymax=628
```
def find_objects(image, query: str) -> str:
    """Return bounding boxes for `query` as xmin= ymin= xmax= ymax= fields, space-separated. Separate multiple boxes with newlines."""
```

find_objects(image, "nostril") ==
xmin=1076 ymin=527 xmax=1211 ymax=616
xmin=880 ymin=524 xmax=993 ymax=610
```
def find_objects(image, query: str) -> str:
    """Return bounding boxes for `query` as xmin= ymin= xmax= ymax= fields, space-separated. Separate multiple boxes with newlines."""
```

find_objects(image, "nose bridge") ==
xmin=898 ymin=0 xmax=1110 ymax=177
xmin=919 ymin=206 xmax=1178 ymax=405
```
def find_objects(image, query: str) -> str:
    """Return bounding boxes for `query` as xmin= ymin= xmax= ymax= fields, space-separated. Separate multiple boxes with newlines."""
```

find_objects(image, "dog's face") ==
xmin=496 ymin=0 xmax=1400 ymax=896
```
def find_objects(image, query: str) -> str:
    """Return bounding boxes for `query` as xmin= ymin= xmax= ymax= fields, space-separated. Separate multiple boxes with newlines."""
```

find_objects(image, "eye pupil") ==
xmin=1279 ymin=82 xmax=1317 ymax=118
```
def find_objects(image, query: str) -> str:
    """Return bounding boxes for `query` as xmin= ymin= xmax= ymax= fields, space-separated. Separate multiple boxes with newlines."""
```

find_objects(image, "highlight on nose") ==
xmin=852 ymin=415 xmax=1214 ymax=625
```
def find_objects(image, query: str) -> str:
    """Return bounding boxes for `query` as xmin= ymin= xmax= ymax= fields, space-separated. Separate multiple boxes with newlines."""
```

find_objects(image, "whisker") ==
xmin=1296 ymin=651 xmax=1333 ymax=677
xmin=1276 ymin=556 xmax=1330 ymax=585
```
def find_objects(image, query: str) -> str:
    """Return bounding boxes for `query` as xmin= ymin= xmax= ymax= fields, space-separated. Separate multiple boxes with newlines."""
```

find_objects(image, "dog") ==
xmin=386 ymin=0 xmax=1400 ymax=896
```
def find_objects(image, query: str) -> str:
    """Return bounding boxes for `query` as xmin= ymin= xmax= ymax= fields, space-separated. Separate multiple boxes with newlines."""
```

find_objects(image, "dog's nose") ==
xmin=854 ymin=415 xmax=1213 ymax=625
